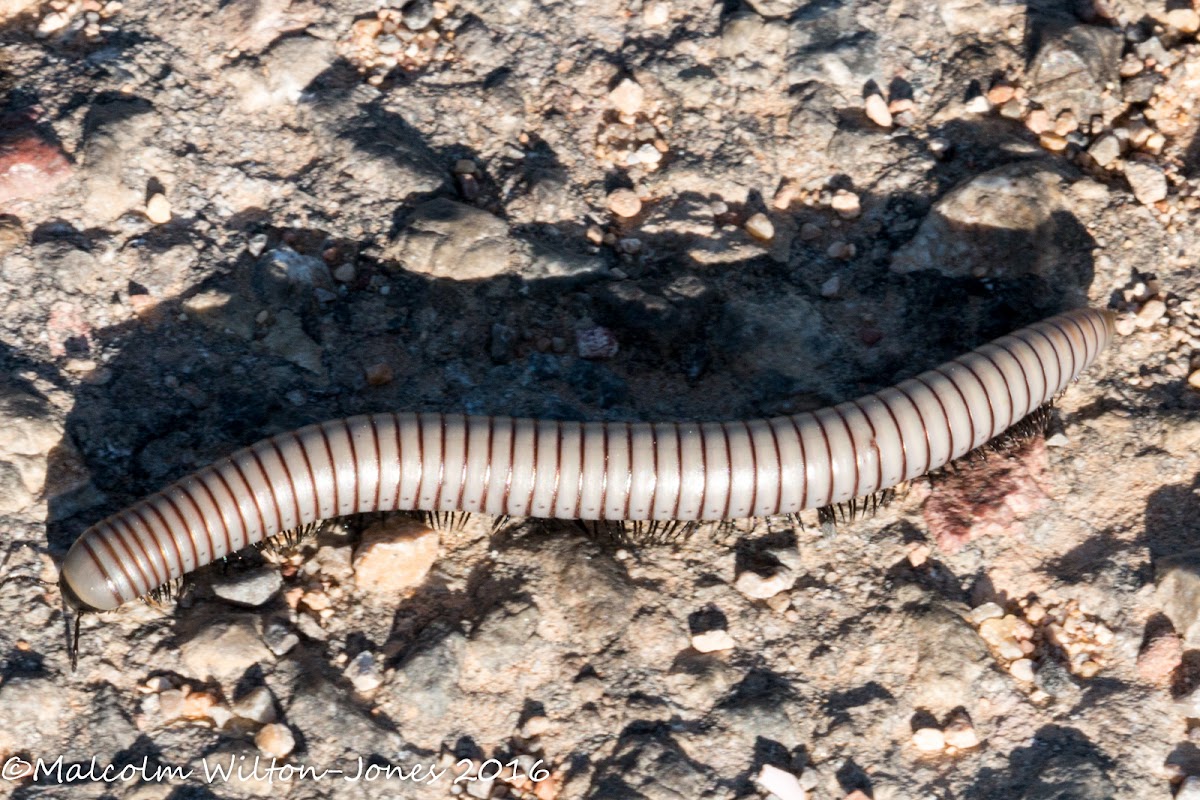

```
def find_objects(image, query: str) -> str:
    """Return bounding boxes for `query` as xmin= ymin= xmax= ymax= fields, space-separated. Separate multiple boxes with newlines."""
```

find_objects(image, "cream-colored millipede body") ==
xmin=59 ymin=308 xmax=1117 ymax=612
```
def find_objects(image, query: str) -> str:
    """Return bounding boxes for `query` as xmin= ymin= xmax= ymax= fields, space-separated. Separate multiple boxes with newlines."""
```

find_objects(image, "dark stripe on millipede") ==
xmin=479 ymin=416 xmax=495 ymax=513
xmin=575 ymin=423 xmax=585 ymax=519
xmin=893 ymin=384 xmax=933 ymax=475
xmin=696 ymin=425 xmax=710 ymax=519
xmin=177 ymin=479 xmax=221 ymax=564
xmin=1078 ymin=311 xmax=1105 ymax=360
xmin=849 ymin=399 xmax=881 ymax=495
xmin=550 ymin=420 xmax=563 ymax=516
xmin=369 ymin=416 xmax=384 ymax=512
xmin=195 ymin=469 xmax=237 ymax=557
xmin=414 ymin=414 xmax=426 ymax=508
xmin=1011 ymin=330 xmax=1051 ymax=402
xmin=718 ymin=422 xmax=734 ymax=520
xmin=830 ymin=405 xmax=859 ymax=499
xmin=457 ymin=416 xmax=472 ymax=511
xmin=874 ymin=393 xmax=908 ymax=483
xmin=622 ymin=423 xmax=633 ymax=520
xmin=994 ymin=339 xmax=1033 ymax=418
xmin=503 ymin=416 xmax=516 ymax=516
xmin=340 ymin=418 xmax=360 ymax=515
xmin=229 ymin=458 xmax=269 ymax=542
xmin=80 ymin=537 xmax=123 ymax=606
xmin=289 ymin=431 xmax=322 ymax=520
xmin=647 ymin=425 xmax=659 ymax=519
xmin=159 ymin=491 xmax=201 ymax=570
xmin=599 ymin=424 xmax=610 ymax=520
xmin=212 ymin=465 xmax=254 ymax=551
xmin=392 ymin=414 xmax=405 ymax=510
xmin=247 ymin=448 xmax=284 ymax=535
xmin=743 ymin=421 xmax=758 ymax=517
xmin=527 ymin=421 xmax=540 ymax=517
xmin=913 ymin=375 xmax=955 ymax=460
xmin=671 ymin=422 xmax=684 ymax=520
xmin=812 ymin=412 xmax=836 ymax=507
xmin=933 ymin=367 xmax=975 ymax=452
xmin=786 ymin=415 xmax=809 ymax=510
xmin=953 ymin=361 xmax=993 ymax=446
xmin=125 ymin=508 xmax=174 ymax=587
xmin=432 ymin=413 xmax=447 ymax=511
xmin=264 ymin=437 xmax=304 ymax=528
xmin=317 ymin=425 xmax=340 ymax=518
xmin=766 ymin=419 xmax=784 ymax=515
xmin=976 ymin=348 xmax=1016 ymax=432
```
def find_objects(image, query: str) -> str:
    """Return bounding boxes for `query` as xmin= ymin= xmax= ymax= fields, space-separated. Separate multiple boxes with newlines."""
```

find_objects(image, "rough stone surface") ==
xmin=352 ymin=518 xmax=439 ymax=593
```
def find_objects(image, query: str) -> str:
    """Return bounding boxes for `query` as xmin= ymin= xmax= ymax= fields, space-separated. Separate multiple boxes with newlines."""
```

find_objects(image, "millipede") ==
xmin=50 ymin=306 xmax=1116 ymax=665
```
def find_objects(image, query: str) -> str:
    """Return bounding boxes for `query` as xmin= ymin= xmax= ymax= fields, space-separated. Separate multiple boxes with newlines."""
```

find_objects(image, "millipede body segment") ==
xmin=59 ymin=307 xmax=1117 ymax=613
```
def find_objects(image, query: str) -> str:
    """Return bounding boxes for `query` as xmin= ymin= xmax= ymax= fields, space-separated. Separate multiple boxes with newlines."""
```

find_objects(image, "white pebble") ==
xmin=969 ymin=602 xmax=1005 ymax=624
xmin=830 ymin=189 xmax=861 ymax=219
xmin=755 ymin=764 xmax=808 ymax=800
xmin=744 ymin=212 xmax=774 ymax=241
xmin=1010 ymin=658 xmax=1036 ymax=682
xmin=145 ymin=193 xmax=171 ymax=224
xmin=608 ymin=78 xmax=645 ymax=115
xmin=255 ymin=723 xmax=295 ymax=758
xmin=912 ymin=728 xmax=945 ymax=752
xmin=691 ymin=629 xmax=736 ymax=653
xmin=864 ymin=94 xmax=892 ymax=128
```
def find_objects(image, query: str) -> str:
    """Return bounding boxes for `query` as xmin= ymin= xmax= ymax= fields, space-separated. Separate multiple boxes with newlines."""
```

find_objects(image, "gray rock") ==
xmin=0 ymin=381 xmax=59 ymax=457
xmin=891 ymin=162 xmax=1078 ymax=281
xmin=939 ymin=0 xmax=1026 ymax=36
xmin=81 ymin=99 xmax=161 ymax=222
xmin=0 ymin=460 xmax=32 ymax=513
xmin=0 ymin=677 xmax=63 ymax=749
xmin=225 ymin=35 xmax=335 ymax=110
xmin=1087 ymin=133 xmax=1121 ymax=167
xmin=385 ymin=198 xmax=530 ymax=280
xmin=1155 ymin=550 xmax=1200 ymax=647
xmin=1026 ymin=24 xmax=1125 ymax=122
xmin=258 ymin=309 xmax=325 ymax=374
xmin=400 ymin=0 xmax=434 ymax=30
xmin=180 ymin=615 xmax=272 ymax=681
xmin=1123 ymin=161 xmax=1168 ymax=205
xmin=211 ymin=567 xmax=284 ymax=607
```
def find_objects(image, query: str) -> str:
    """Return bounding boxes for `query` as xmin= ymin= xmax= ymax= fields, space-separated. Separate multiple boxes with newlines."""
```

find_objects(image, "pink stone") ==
xmin=0 ymin=133 xmax=71 ymax=204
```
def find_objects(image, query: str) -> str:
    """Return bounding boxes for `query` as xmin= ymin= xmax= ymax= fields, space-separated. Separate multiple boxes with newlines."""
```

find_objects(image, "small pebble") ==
xmin=755 ymin=764 xmax=807 ymax=800
xmin=969 ymin=602 xmax=1005 ymax=625
xmin=1189 ymin=370 xmax=1200 ymax=391
xmin=912 ymin=728 xmax=945 ymax=752
xmin=799 ymin=222 xmax=822 ymax=240
xmin=608 ymin=78 xmax=645 ymax=115
xmin=333 ymin=263 xmax=356 ymax=282
xmin=820 ymin=275 xmax=840 ymax=298
xmin=1136 ymin=299 xmax=1166 ymax=328
xmin=734 ymin=569 xmax=790 ymax=600
xmin=643 ymin=1 xmax=670 ymax=26
xmin=943 ymin=710 xmax=981 ymax=749
xmin=354 ymin=518 xmax=439 ymax=593
xmin=744 ymin=212 xmax=774 ymax=241
xmin=365 ymin=362 xmax=394 ymax=386
xmin=576 ymin=326 xmax=619 ymax=359
xmin=232 ymin=686 xmax=277 ymax=724
xmin=607 ymin=189 xmax=642 ymax=218
xmin=690 ymin=629 xmax=736 ymax=653
xmin=345 ymin=651 xmax=384 ymax=692
xmin=1010 ymin=658 xmax=1035 ymax=682
xmin=864 ymin=94 xmax=892 ymax=128
xmin=830 ymin=189 xmax=861 ymax=219
xmin=145 ymin=193 xmax=171 ymax=224
xmin=255 ymin=723 xmax=295 ymax=758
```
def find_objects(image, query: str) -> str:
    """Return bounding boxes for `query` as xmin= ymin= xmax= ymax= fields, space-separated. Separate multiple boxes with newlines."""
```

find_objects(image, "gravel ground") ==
xmin=1 ymin=0 xmax=1199 ymax=798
